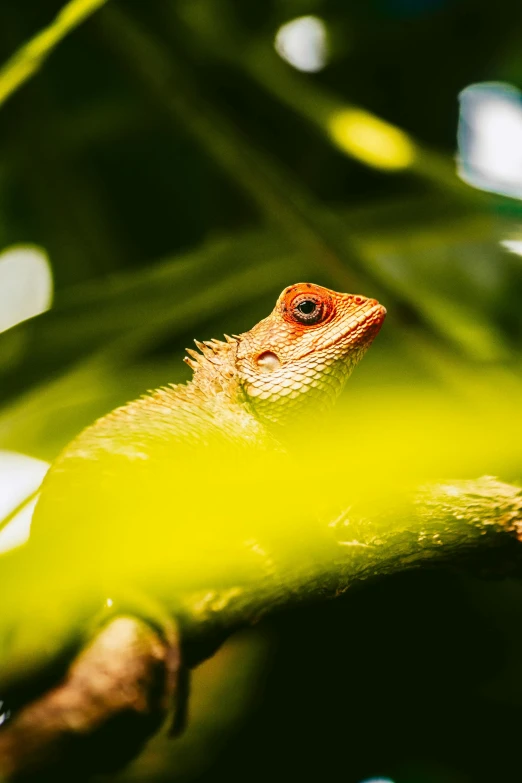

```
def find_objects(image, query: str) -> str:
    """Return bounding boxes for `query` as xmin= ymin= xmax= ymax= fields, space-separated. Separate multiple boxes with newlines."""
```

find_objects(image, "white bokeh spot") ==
xmin=500 ymin=239 xmax=522 ymax=256
xmin=0 ymin=450 xmax=49 ymax=553
xmin=274 ymin=16 xmax=329 ymax=73
xmin=0 ymin=245 xmax=53 ymax=333
xmin=457 ymin=82 xmax=522 ymax=198
xmin=358 ymin=779 xmax=395 ymax=783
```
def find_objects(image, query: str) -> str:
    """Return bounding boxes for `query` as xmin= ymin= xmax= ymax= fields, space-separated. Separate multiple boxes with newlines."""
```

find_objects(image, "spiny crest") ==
xmin=183 ymin=334 xmax=238 ymax=371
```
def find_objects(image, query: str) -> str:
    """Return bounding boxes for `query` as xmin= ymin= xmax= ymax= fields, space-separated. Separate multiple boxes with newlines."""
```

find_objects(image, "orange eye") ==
xmin=282 ymin=285 xmax=334 ymax=326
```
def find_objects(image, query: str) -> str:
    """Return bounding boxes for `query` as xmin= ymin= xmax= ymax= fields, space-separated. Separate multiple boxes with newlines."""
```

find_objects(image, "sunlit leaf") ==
xmin=0 ymin=0 xmax=111 ymax=109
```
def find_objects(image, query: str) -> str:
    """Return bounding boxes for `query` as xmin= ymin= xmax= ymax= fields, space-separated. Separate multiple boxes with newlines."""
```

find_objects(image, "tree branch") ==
xmin=0 ymin=616 xmax=181 ymax=780
xmin=175 ymin=477 xmax=522 ymax=663
xmin=0 ymin=476 xmax=521 ymax=779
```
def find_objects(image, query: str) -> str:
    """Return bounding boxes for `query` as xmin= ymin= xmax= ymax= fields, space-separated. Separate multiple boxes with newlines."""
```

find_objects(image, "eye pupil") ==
xmin=284 ymin=290 xmax=331 ymax=326
xmin=297 ymin=300 xmax=317 ymax=315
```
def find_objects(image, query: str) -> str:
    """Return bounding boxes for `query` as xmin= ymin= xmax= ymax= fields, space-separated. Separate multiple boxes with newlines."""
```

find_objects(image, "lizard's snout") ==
xmin=361 ymin=296 xmax=384 ymax=311
xmin=353 ymin=298 xmax=386 ymax=344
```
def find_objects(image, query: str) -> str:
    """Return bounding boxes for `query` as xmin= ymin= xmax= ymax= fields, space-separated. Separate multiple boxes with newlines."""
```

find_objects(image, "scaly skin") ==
xmin=30 ymin=284 xmax=386 ymax=563
xmin=236 ymin=283 xmax=386 ymax=424
xmin=31 ymin=283 xmax=385 ymax=549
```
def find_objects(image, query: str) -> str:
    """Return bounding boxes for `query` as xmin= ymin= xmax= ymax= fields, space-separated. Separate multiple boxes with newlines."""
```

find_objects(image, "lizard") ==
xmin=28 ymin=281 xmax=386 ymax=561
xmin=26 ymin=281 xmax=386 ymax=602
xmin=0 ymin=282 xmax=386 ymax=777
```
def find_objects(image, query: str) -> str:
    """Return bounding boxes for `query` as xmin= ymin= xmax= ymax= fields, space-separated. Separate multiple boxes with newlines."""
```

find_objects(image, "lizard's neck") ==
xmin=182 ymin=339 xmax=271 ymax=446
xmin=62 ymin=340 xmax=266 ymax=461
xmin=188 ymin=339 xmax=243 ymax=402
xmin=126 ymin=339 xmax=268 ymax=448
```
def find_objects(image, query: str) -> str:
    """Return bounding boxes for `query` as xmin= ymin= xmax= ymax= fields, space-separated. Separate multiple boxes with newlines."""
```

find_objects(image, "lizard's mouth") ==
xmin=347 ymin=301 xmax=387 ymax=345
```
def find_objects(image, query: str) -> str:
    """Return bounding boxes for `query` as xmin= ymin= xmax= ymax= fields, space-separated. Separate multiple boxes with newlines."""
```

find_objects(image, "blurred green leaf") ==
xmin=0 ymin=195 xmax=509 ymax=408
xmin=0 ymin=0 xmax=111 ymax=109
xmin=0 ymin=193 xmax=518 ymax=458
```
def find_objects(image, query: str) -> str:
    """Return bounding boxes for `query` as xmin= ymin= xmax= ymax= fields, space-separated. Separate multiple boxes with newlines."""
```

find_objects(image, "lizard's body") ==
xmin=41 ymin=281 xmax=385 ymax=450
xmin=29 ymin=283 xmax=385 ymax=589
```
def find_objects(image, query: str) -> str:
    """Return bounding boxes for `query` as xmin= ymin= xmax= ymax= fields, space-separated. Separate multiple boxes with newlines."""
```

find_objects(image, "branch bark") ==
xmin=175 ymin=477 xmax=522 ymax=662
xmin=0 ymin=616 xmax=181 ymax=781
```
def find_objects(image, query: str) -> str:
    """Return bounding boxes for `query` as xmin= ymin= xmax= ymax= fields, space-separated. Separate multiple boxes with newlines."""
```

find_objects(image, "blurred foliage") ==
xmin=1 ymin=0 xmax=522 ymax=781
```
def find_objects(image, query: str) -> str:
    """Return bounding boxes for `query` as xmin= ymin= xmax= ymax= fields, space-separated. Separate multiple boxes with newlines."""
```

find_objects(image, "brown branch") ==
xmin=175 ymin=477 xmax=522 ymax=663
xmin=0 ymin=616 xmax=181 ymax=781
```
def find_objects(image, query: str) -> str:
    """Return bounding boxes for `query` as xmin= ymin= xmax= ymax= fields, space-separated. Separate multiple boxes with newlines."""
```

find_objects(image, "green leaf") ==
xmin=0 ymin=0 xmax=111 ymax=109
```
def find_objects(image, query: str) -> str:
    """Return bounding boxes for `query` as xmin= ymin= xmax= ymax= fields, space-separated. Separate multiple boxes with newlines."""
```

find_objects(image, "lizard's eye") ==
xmin=281 ymin=284 xmax=335 ymax=326
xmin=291 ymin=295 xmax=330 ymax=325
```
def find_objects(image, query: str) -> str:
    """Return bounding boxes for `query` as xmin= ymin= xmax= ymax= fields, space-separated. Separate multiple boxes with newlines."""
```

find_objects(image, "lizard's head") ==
xmin=236 ymin=283 xmax=386 ymax=425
